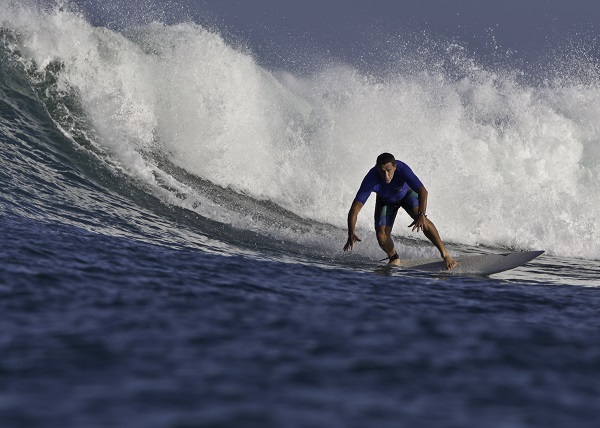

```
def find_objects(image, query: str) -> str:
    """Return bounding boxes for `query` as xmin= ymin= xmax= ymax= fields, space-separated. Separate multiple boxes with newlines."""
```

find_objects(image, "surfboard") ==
xmin=398 ymin=250 xmax=544 ymax=276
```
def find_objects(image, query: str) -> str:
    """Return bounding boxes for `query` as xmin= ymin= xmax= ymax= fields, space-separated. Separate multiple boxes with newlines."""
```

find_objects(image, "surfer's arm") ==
xmin=411 ymin=186 xmax=429 ymax=232
xmin=416 ymin=185 xmax=428 ymax=215
xmin=343 ymin=200 xmax=363 ymax=251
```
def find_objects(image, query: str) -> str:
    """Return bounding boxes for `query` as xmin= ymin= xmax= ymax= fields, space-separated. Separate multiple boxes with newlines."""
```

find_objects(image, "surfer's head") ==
xmin=376 ymin=152 xmax=396 ymax=166
xmin=376 ymin=152 xmax=397 ymax=184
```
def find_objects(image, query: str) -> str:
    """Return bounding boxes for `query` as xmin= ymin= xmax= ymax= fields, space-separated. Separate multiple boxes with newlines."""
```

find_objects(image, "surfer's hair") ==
xmin=376 ymin=153 xmax=396 ymax=166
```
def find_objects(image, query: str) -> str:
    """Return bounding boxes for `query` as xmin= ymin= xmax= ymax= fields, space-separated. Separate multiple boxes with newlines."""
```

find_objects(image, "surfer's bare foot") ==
xmin=388 ymin=253 xmax=401 ymax=266
xmin=444 ymin=255 xmax=457 ymax=270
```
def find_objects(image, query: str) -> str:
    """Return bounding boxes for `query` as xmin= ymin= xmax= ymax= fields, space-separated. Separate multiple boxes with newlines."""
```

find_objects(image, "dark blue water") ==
xmin=2 ymin=1 xmax=600 ymax=427
xmin=3 ymin=213 xmax=600 ymax=427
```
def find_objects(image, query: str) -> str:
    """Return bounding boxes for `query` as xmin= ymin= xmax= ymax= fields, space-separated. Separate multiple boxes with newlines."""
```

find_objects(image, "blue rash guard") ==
xmin=354 ymin=160 xmax=424 ymax=205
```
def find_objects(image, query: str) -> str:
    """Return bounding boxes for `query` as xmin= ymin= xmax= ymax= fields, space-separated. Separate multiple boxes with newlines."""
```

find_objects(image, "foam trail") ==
xmin=2 ymin=1 xmax=599 ymax=259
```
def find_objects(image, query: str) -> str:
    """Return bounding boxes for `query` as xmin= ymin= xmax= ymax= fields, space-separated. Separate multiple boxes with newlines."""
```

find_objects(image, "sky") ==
xmin=74 ymin=0 xmax=600 ymax=69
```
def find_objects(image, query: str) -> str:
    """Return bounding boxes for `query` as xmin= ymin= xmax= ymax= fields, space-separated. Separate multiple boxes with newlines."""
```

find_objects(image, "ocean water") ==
xmin=1 ymin=1 xmax=600 ymax=427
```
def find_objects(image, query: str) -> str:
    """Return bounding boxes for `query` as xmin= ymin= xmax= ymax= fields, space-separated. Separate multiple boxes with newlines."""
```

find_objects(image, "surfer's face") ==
xmin=377 ymin=162 xmax=396 ymax=184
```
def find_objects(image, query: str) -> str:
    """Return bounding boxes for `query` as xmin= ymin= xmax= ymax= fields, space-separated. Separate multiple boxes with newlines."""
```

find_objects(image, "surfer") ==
xmin=343 ymin=152 xmax=457 ymax=270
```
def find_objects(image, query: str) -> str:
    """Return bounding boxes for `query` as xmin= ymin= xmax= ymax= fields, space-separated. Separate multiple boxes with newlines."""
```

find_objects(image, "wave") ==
xmin=1 ymin=1 xmax=599 ymax=260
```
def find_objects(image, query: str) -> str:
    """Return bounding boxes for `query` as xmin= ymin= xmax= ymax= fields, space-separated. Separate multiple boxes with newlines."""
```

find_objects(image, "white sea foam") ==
xmin=2 ymin=1 xmax=599 ymax=259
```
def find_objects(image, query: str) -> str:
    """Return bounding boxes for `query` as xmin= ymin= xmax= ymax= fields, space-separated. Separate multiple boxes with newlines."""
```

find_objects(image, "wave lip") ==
xmin=1 ymin=1 xmax=599 ymax=261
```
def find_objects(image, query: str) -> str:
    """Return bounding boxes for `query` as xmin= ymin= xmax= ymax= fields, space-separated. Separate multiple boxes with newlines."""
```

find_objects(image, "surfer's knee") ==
xmin=425 ymin=218 xmax=437 ymax=230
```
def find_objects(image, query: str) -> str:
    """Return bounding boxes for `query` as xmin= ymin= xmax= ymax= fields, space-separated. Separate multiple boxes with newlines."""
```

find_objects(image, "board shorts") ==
xmin=374 ymin=189 xmax=419 ymax=229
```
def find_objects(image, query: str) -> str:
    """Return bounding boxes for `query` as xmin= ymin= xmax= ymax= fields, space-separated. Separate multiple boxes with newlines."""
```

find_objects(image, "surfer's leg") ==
xmin=375 ymin=225 xmax=397 ymax=256
xmin=374 ymin=197 xmax=401 ymax=264
xmin=405 ymin=206 xmax=457 ymax=270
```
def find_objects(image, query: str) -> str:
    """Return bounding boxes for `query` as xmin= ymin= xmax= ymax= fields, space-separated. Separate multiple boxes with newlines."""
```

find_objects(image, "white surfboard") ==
xmin=398 ymin=250 xmax=544 ymax=276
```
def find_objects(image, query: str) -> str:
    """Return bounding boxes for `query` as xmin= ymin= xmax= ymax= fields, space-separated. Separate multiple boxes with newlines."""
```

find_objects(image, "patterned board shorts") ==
xmin=374 ymin=190 xmax=419 ymax=229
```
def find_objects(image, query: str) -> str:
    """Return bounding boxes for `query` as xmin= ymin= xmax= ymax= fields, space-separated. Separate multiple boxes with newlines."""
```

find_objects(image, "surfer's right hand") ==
xmin=344 ymin=233 xmax=361 ymax=251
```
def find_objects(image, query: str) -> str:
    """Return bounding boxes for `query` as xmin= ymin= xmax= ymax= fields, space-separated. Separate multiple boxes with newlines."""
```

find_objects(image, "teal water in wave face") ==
xmin=1 ymin=2 xmax=600 ymax=427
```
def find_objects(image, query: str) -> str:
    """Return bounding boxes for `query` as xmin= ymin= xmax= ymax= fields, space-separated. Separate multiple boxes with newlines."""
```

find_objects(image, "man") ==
xmin=343 ymin=153 xmax=457 ymax=270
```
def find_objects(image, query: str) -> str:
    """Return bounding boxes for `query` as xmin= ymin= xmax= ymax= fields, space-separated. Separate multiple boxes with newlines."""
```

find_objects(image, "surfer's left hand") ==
xmin=409 ymin=216 xmax=428 ymax=233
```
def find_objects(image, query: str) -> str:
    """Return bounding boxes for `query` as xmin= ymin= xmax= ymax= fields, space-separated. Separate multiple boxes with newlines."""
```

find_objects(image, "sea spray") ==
xmin=2 ymin=0 xmax=599 ymax=259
